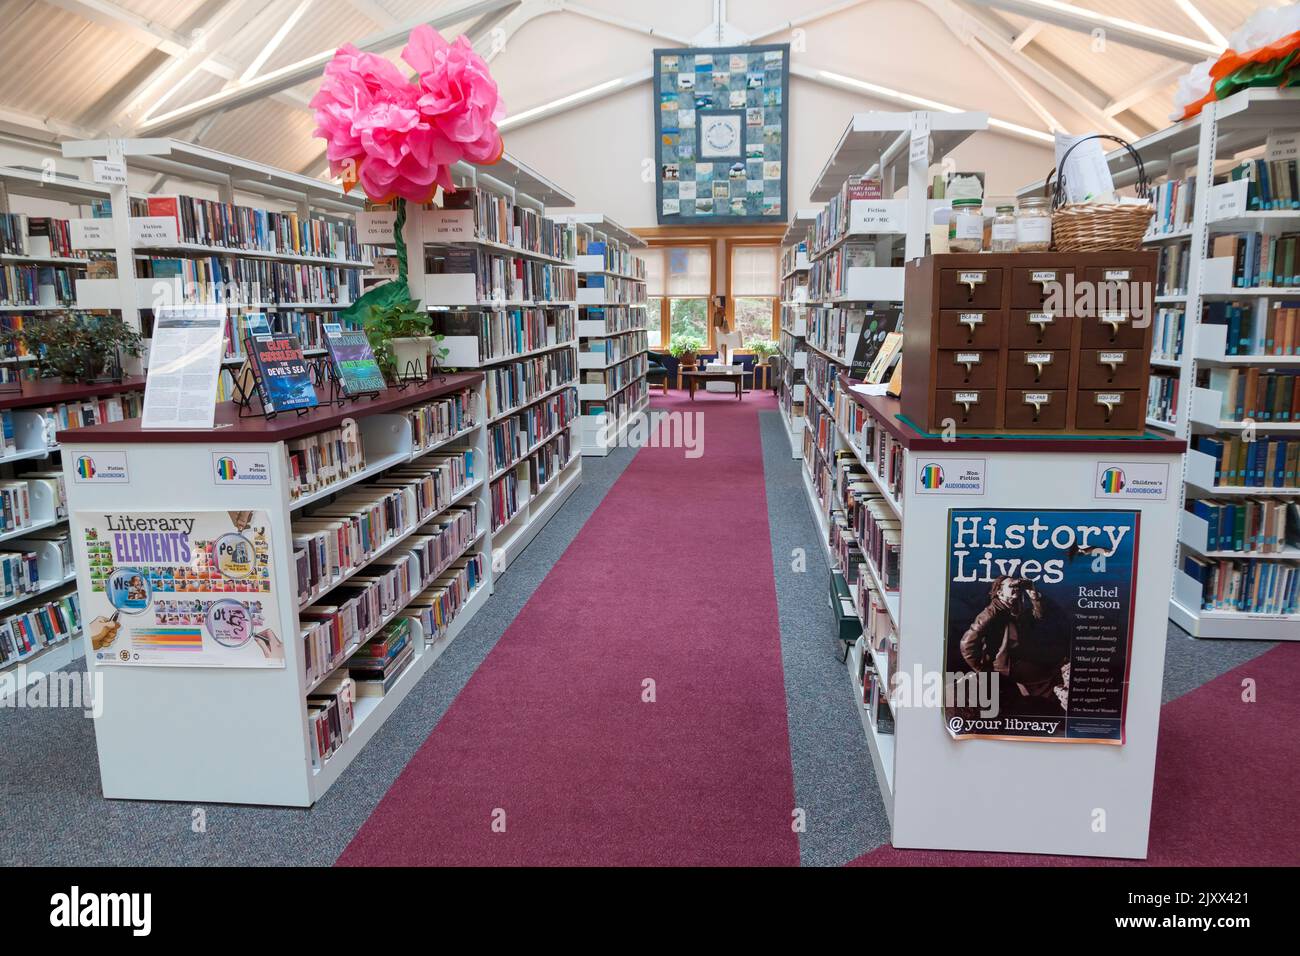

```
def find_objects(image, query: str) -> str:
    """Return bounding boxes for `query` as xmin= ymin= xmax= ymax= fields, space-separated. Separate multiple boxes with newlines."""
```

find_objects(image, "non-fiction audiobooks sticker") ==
xmin=915 ymin=458 xmax=986 ymax=496
xmin=1094 ymin=461 xmax=1169 ymax=500
xmin=212 ymin=451 xmax=272 ymax=486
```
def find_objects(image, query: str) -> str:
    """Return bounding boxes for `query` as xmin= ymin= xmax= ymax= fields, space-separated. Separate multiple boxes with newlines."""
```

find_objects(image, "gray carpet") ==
xmin=0 ymin=448 xmax=638 ymax=866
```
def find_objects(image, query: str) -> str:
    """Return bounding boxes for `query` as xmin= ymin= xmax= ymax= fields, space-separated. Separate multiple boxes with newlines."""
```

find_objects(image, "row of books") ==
xmin=293 ymin=455 xmax=478 ymax=606
xmin=222 ymin=311 xmax=343 ymax=361
xmin=528 ymin=431 xmax=574 ymax=494
xmin=0 ymin=588 xmax=80 ymax=667
xmin=425 ymin=247 xmax=578 ymax=303
xmin=834 ymin=386 xmax=904 ymax=504
xmin=808 ymin=242 xmax=894 ymax=302
xmin=1194 ymin=435 xmax=1299 ymax=488
xmin=0 ymin=215 xmax=75 ymax=259
xmin=579 ymin=239 xmax=646 ymax=280
xmin=579 ymin=330 xmax=648 ymax=365
xmin=1 ymin=473 xmax=65 ymax=529
xmin=490 ymin=470 xmax=522 ymax=533
xmin=1210 ymin=231 xmax=1300 ymax=288
xmin=581 ymin=353 xmax=648 ymax=395
xmin=810 ymin=176 xmax=883 ymax=254
xmin=1207 ymin=368 xmax=1299 ymax=421
xmin=580 ymin=273 xmax=647 ymax=304
xmin=484 ymin=349 xmax=578 ymax=420
xmin=838 ymin=445 xmax=901 ymax=591
xmin=1182 ymin=555 xmax=1299 ymax=614
xmin=42 ymin=392 xmax=143 ymax=432
xmin=349 ymin=618 xmax=414 ymax=697
xmin=135 ymin=195 xmax=366 ymax=262
xmin=0 ymin=549 xmax=42 ymax=599
xmin=781 ymin=241 xmax=809 ymax=278
xmin=1147 ymin=175 xmax=1197 ymax=236
xmin=857 ymin=578 xmax=898 ymax=692
xmin=403 ymin=554 xmax=487 ymax=644
xmin=1148 ymin=372 xmax=1179 ymax=427
xmin=435 ymin=307 xmax=576 ymax=362
xmin=1155 ymin=239 xmax=1191 ymax=296
xmin=805 ymin=348 xmax=841 ymax=415
xmin=407 ymin=388 xmax=478 ymax=452
xmin=307 ymin=673 xmax=356 ymax=769
xmin=806 ymin=307 xmax=862 ymax=363
xmin=1229 ymin=157 xmax=1300 ymax=211
xmin=138 ymin=257 xmax=360 ymax=306
xmin=0 ymin=265 xmax=75 ymax=307
xmin=1152 ymin=306 xmax=1185 ymax=361
xmin=1188 ymin=498 xmax=1299 ymax=554
xmin=1203 ymin=301 xmax=1300 ymax=356
xmin=285 ymin=420 xmax=366 ymax=501
xmin=581 ymin=376 xmax=647 ymax=421
xmin=488 ymin=388 xmax=578 ymax=473
xmin=440 ymin=188 xmax=576 ymax=262
xmin=582 ymin=305 xmax=647 ymax=335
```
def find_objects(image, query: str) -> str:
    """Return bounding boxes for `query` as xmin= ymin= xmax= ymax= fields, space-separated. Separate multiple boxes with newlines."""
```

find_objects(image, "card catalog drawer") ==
xmin=936 ymin=350 xmax=999 ymax=388
xmin=1006 ymin=309 xmax=1072 ymax=348
xmin=1010 ymin=266 xmax=1074 ymax=309
xmin=1078 ymin=311 xmax=1147 ymax=348
xmin=939 ymin=268 xmax=1003 ymax=309
xmin=1003 ymin=389 xmax=1068 ymax=429
xmin=935 ymin=389 xmax=998 ymax=429
xmin=1077 ymin=348 xmax=1146 ymax=388
xmin=1076 ymin=389 xmax=1143 ymax=430
xmin=1006 ymin=349 xmax=1071 ymax=388
xmin=937 ymin=309 xmax=1003 ymax=348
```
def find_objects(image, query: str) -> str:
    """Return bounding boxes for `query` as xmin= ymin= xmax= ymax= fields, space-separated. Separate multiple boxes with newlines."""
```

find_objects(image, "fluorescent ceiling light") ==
xmin=1173 ymin=0 xmax=1228 ymax=50
xmin=989 ymin=0 xmax=1221 ymax=56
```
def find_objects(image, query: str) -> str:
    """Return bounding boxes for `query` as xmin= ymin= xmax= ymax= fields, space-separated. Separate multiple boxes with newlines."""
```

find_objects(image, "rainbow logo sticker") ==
xmin=1100 ymin=467 xmax=1126 ymax=494
xmin=920 ymin=464 xmax=944 ymax=489
xmin=216 ymin=457 xmax=238 ymax=480
xmin=76 ymin=456 xmax=95 ymax=479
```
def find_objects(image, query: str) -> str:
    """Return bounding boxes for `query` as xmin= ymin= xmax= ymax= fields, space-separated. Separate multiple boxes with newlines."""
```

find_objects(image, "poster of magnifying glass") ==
xmin=76 ymin=508 xmax=284 ymax=669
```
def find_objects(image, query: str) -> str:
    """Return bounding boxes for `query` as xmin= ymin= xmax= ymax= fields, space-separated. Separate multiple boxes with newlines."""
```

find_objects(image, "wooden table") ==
xmin=681 ymin=368 xmax=745 ymax=401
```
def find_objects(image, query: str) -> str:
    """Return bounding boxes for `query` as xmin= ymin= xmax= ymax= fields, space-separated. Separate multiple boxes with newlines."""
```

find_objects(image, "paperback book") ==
xmin=324 ymin=326 xmax=385 ymax=396
xmin=250 ymin=334 xmax=319 ymax=413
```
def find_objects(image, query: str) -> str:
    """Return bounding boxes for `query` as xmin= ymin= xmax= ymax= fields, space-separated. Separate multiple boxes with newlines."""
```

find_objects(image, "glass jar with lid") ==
xmin=990 ymin=204 xmax=1017 ymax=252
xmin=1016 ymin=196 xmax=1052 ymax=252
xmin=949 ymin=198 xmax=984 ymax=253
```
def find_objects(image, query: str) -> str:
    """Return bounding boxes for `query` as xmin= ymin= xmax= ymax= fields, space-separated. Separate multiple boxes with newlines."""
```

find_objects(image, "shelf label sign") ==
xmin=69 ymin=218 xmax=114 ymax=249
xmin=1094 ymin=461 xmax=1169 ymax=500
xmin=130 ymin=216 xmax=179 ymax=246
xmin=425 ymin=208 xmax=474 ymax=241
xmin=850 ymin=200 xmax=905 ymax=233
xmin=70 ymin=451 xmax=130 ymax=484
xmin=212 ymin=451 xmax=272 ymax=487
xmin=357 ymin=210 xmax=397 ymax=244
xmin=915 ymin=457 xmax=985 ymax=496
xmin=91 ymin=160 xmax=128 ymax=186
xmin=1209 ymin=179 xmax=1247 ymax=221
xmin=1265 ymin=130 xmax=1300 ymax=164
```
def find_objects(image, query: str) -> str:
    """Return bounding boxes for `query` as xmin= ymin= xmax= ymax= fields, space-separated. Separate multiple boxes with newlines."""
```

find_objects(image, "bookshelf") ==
xmin=553 ymin=213 xmax=648 ymax=457
xmin=831 ymin=384 xmax=1184 ymax=856
xmin=1017 ymin=88 xmax=1300 ymax=640
xmin=57 ymin=373 xmax=497 ymax=806
xmin=778 ymin=208 xmax=817 ymax=460
xmin=402 ymin=155 xmax=584 ymax=574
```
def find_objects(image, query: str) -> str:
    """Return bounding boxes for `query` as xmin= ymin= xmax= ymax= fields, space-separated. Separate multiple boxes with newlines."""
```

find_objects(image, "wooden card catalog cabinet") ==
xmin=902 ymin=252 xmax=1156 ymax=435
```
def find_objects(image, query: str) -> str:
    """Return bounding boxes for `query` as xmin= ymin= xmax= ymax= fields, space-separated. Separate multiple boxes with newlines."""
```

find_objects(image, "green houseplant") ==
xmin=1 ymin=311 xmax=143 ymax=383
xmin=668 ymin=332 xmax=705 ymax=368
xmin=360 ymin=298 xmax=447 ymax=383
xmin=748 ymin=339 xmax=779 ymax=364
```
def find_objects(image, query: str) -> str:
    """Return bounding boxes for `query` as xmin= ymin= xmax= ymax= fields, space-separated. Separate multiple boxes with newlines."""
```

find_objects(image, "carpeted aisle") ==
xmin=339 ymin=389 xmax=800 ymax=865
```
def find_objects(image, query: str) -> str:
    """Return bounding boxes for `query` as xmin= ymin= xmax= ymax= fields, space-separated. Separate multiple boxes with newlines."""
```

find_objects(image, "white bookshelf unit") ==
xmin=778 ymin=207 xmax=817 ymax=460
xmin=59 ymin=373 xmax=495 ymax=806
xmin=402 ymin=155 xmax=583 ymax=575
xmin=1018 ymin=88 xmax=1300 ymax=640
xmin=556 ymin=213 xmax=648 ymax=457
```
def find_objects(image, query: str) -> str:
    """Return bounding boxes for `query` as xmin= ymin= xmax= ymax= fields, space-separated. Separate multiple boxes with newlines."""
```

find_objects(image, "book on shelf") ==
xmin=138 ymin=194 xmax=364 ymax=262
xmin=1194 ymin=434 xmax=1299 ymax=488
xmin=1148 ymin=372 xmax=1180 ymax=426
xmin=348 ymin=618 xmax=416 ymax=696
xmin=1231 ymin=157 xmax=1300 ymax=211
xmin=1206 ymin=368 xmax=1299 ymax=421
xmin=249 ymin=334 xmax=319 ymax=414
xmin=1153 ymin=307 xmax=1185 ymax=361
xmin=1183 ymin=554 xmax=1299 ymax=614
xmin=1148 ymin=175 xmax=1197 ymax=235
xmin=0 ymin=588 xmax=80 ymax=667
xmin=307 ymin=675 xmax=356 ymax=769
xmin=285 ymin=420 xmax=365 ymax=500
xmin=324 ymin=326 xmax=384 ymax=396
xmin=1189 ymin=498 xmax=1300 ymax=553
xmin=402 ymin=553 xmax=487 ymax=643
xmin=1203 ymin=301 xmax=1299 ymax=356
xmin=1210 ymin=231 xmax=1300 ymax=287
xmin=849 ymin=306 xmax=902 ymax=381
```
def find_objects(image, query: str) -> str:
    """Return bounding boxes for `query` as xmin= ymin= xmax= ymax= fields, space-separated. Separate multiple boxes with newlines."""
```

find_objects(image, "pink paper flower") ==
xmin=311 ymin=26 xmax=505 ymax=203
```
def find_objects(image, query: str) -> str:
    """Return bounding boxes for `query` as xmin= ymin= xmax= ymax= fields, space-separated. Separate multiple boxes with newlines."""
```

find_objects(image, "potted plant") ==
xmin=361 ymin=298 xmax=447 ymax=383
xmin=668 ymin=333 xmax=705 ymax=368
xmin=749 ymin=339 xmax=779 ymax=364
xmin=0 ymin=311 xmax=143 ymax=383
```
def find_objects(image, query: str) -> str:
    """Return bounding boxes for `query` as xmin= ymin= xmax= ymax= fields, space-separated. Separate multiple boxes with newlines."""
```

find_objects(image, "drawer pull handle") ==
xmin=958 ymin=271 xmax=987 ymax=300
xmin=1028 ymin=311 xmax=1053 ymax=344
xmin=1096 ymin=392 xmax=1123 ymax=423
xmin=1101 ymin=311 xmax=1126 ymax=342
xmin=1024 ymin=392 xmax=1050 ymax=423
xmin=954 ymin=391 xmax=979 ymax=422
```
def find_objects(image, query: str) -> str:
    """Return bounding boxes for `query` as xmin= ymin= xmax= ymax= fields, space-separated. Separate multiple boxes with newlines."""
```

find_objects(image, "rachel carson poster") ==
xmin=76 ymin=509 xmax=284 ymax=669
xmin=943 ymin=508 xmax=1139 ymax=744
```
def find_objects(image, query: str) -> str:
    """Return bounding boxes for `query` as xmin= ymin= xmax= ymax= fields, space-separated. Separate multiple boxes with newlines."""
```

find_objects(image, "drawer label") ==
xmin=1030 ymin=270 xmax=1059 ymax=283
xmin=916 ymin=457 xmax=986 ymax=496
xmin=957 ymin=271 xmax=987 ymax=284
xmin=1104 ymin=269 xmax=1132 ymax=281
xmin=1098 ymin=351 xmax=1126 ymax=363
xmin=1027 ymin=311 xmax=1054 ymax=324
xmin=1023 ymin=392 xmax=1051 ymax=404
xmin=1100 ymin=311 xmax=1128 ymax=324
xmin=954 ymin=391 xmax=980 ymax=404
xmin=955 ymin=352 xmax=982 ymax=364
xmin=957 ymin=312 xmax=984 ymax=324
xmin=1096 ymin=392 xmax=1124 ymax=404
xmin=1025 ymin=352 xmax=1053 ymax=364
xmin=1095 ymin=461 xmax=1170 ymax=500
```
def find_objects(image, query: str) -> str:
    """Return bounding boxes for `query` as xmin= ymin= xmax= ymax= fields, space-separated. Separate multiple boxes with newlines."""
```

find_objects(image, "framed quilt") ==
xmin=654 ymin=44 xmax=790 ymax=225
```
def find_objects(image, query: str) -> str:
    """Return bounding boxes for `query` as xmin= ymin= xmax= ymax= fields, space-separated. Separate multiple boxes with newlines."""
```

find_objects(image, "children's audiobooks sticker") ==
xmin=76 ymin=509 xmax=284 ymax=669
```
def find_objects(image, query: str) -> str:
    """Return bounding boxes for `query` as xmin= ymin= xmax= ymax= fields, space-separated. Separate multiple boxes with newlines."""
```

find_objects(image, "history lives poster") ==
xmin=76 ymin=509 xmax=284 ymax=668
xmin=943 ymin=509 xmax=1139 ymax=744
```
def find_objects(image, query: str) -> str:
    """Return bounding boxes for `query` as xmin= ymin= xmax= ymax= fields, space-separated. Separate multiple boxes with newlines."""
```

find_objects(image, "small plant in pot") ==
xmin=0 ymin=311 xmax=143 ymax=384
xmin=361 ymin=298 xmax=447 ymax=384
xmin=748 ymin=339 xmax=779 ymax=364
xmin=668 ymin=333 xmax=705 ymax=369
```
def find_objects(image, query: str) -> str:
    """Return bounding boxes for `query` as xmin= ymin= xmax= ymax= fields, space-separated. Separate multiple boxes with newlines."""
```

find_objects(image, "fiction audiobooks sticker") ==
xmin=943 ymin=508 xmax=1139 ymax=744
xmin=76 ymin=509 xmax=284 ymax=668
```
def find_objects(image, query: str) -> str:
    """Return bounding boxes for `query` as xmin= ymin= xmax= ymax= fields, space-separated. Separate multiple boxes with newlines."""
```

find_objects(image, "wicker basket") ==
xmin=1045 ymin=134 xmax=1154 ymax=253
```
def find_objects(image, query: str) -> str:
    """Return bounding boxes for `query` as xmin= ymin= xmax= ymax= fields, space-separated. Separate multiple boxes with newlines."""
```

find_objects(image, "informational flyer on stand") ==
xmin=141 ymin=306 xmax=227 ymax=429
xmin=76 ymin=509 xmax=284 ymax=668
xmin=943 ymin=508 xmax=1139 ymax=744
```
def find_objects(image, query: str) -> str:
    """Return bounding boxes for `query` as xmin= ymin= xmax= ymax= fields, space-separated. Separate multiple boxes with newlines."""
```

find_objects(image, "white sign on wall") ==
xmin=130 ymin=216 xmax=180 ymax=247
xmin=70 ymin=450 xmax=130 ymax=484
xmin=357 ymin=210 xmax=397 ymax=244
xmin=915 ymin=457 xmax=986 ymax=496
xmin=1094 ymin=461 xmax=1170 ymax=500
xmin=424 ymin=208 xmax=474 ymax=241
xmin=69 ymin=218 xmax=114 ymax=250
xmin=91 ymin=160 xmax=128 ymax=186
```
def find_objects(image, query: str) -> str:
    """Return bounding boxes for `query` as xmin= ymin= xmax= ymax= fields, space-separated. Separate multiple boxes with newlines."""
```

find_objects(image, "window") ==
xmin=645 ymin=244 xmax=711 ymax=349
xmin=730 ymin=244 xmax=778 ymax=347
xmin=646 ymin=296 xmax=664 ymax=350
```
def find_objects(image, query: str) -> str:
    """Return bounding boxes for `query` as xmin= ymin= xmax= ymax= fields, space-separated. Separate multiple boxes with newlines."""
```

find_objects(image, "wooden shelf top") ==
xmin=0 ymin=376 xmax=147 ymax=412
xmin=838 ymin=376 xmax=1186 ymax=454
xmin=56 ymin=371 xmax=484 ymax=445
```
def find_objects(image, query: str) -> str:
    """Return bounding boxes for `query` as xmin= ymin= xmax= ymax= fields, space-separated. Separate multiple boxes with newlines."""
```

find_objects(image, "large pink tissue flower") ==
xmin=311 ymin=26 xmax=504 ymax=203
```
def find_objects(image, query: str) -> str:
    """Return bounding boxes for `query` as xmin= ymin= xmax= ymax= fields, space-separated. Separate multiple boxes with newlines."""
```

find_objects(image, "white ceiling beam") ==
xmin=923 ymin=0 xmax=1142 ymax=139
xmin=557 ymin=1 xmax=691 ymax=45
xmin=498 ymin=69 xmax=651 ymax=131
xmin=240 ymin=0 xmax=317 ymax=81
xmin=966 ymin=36 xmax=1063 ymax=131
xmin=41 ymin=0 xmax=192 ymax=56
xmin=749 ymin=0 xmax=873 ymax=41
xmin=1103 ymin=62 xmax=1188 ymax=118
xmin=0 ymin=106 xmax=97 ymax=143
xmin=1173 ymin=0 xmax=1228 ymax=50
xmin=965 ymin=0 xmax=1221 ymax=61
xmin=1010 ymin=20 xmax=1043 ymax=51
xmin=136 ymin=0 xmax=518 ymax=136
